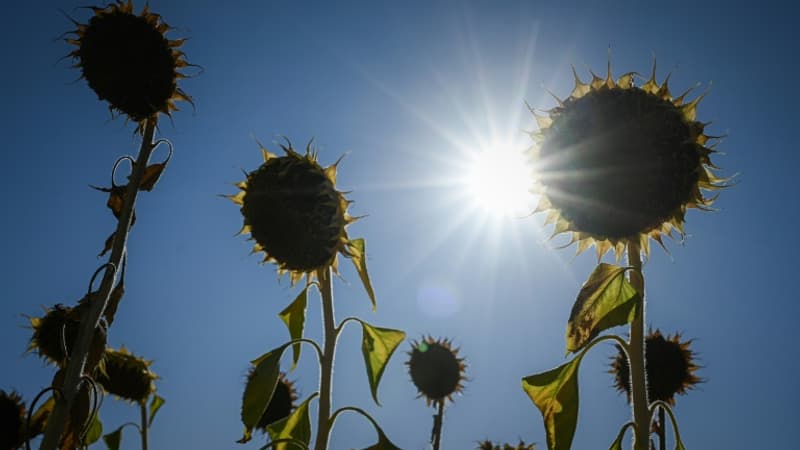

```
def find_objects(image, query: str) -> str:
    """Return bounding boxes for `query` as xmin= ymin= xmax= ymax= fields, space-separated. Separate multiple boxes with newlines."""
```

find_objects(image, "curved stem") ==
xmin=313 ymin=267 xmax=336 ymax=450
xmin=431 ymin=400 xmax=445 ymax=450
xmin=329 ymin=406 xmax=380 ymax=440
xmin=140 ymin=403 xmax=149 ymax=450
xmin=39 ymin=118 xmax=159 ymax=450
xmin=658 ymin=407 xmax=666 ymax=450
xmin=627 ymin=242 xmax=649 ymax=450
xmin=334 ymin=316 xmax=362 ymax=336
xmin=649 ymin=401 xmax=684 ymax=449
xmin=25 ymin=387 xmax=63 ymax=450
xmin=288 ymin=338 xmax=324 ymax=363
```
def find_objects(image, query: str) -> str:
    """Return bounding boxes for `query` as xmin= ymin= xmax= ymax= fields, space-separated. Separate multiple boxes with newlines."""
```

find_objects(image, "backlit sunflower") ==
xmin=95 ymin=347 xmax=157 ymax=404
xmin=407 ymin=337 xmax=467 ymax=406
xmin=529 ymin=61 xmax=726 ymax=259
xmin=477 ymin=440 xmax=536 ymax=450
xmin=0 ymin=390 xmax=26 ymax=450
xmin=228 ymin=140 xmax=358 ymax=284
xmin=27 ymin=304 xmax=107 ymax=371
xmin=610 ymin=329 xmax=702 ymax=405
xmin=66 ymin=0 xmax=192 ymax=125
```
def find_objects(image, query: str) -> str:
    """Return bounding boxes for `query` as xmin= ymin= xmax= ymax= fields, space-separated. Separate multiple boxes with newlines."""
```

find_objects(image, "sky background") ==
xmin=2 ymin=1 xmax=798 ymax=449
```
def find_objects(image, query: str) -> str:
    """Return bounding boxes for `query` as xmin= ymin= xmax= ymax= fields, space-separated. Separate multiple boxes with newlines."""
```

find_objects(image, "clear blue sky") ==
xmin=2 ymin=1 xmax=798 ymax=449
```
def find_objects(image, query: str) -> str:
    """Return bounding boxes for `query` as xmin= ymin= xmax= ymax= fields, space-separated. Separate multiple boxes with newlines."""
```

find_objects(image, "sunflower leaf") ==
xmin=349 ymin=238 xmax=376 ymax=310
xmin=139 ymin=163 xmax=166 ymax=191
xmin=360 ymin=321 xmax=405 ymax=405
xmin=522 ymin=353 xmax=585 ymax=450
xmin=238 ymin=343 xmax=291 ymax=443
xmin=566 ymin=263 xmax=639 ymax=353
xmin=102 ymin=426 xmax=123 ymax=450
xmin=266 ymin=393 xmax=317 ymax=450
xmin=83 ymin=413 xmax=103 ymax=445
xmin=278 ymin=286 xmax=310 ymax=371
xmin=148 ymin=394 xmax=165 ymax=427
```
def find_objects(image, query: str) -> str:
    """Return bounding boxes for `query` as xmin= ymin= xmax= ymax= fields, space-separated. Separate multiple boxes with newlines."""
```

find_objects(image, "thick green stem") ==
xmin=314 ymin=267 xmax=336 ymax=450
xmin=140 ymin=403 xmax=149 ymax=450
xmin=39 ymin=119 xmax=158 ymax=450
xmin=627 ymin=242 xmax=650 ymax=450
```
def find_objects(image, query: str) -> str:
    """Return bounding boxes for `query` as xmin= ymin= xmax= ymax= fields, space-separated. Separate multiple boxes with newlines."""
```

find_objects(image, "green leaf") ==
xmin=566 ymin=263 xmax=640 ymax=353
xmin=608 ymin=422 xmax=634 ymax=450
xmin=266 ymin=393 xmax=317 ymax=450
xmin=362 ymin=429 xmax=403 ymax=450
xmin=103 ymin=426 xmax=123 ymax=450
xmin=238 ymin=343 xmax=291 ymax=443
xmin=521 ymin=353 xmax=585 ymax=450
xmin=149 ymin=394 xmax=166 ymax=427
xmin=83 ymin=413 xmax=103 ymax=445
xmin=349 ymin=238 xmax=376 ymax=310
xmin=278 ymin=286 xmax=309 ymax=370
xmin=360 ymin=321 xmax=406 ymax=405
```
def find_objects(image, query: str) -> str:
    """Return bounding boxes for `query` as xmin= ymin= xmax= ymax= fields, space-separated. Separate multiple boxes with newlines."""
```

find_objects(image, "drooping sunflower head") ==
xmin=0 ymin=390 xmax=26 ymax=450
xmin=27 ymin=304 xmax=107 ymax=370
xmin=610 ymin=329 xmax=703 ymax=405
xmin=407 ymin=336 xmax=467 ymax=406
xmin=229 ymin=139 xmax=357 ymax=284
xmin=530 ymin=61 xmax=726 ymax=259
xmin=477 ymin=440 xmax=537 ymax=450
xmin=66 ymin=0 xmax=192 ymax=125
xmin=245 ymin=371 xmax=298 ymax=432
xmin=95 ymin=347 xmax=157 ymax=404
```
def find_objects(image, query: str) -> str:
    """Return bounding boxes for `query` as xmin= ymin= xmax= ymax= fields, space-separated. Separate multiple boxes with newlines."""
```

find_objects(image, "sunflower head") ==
xmin=245 ymin=371 xmax=298 ymax=431
xmin=67 ymin=0 xmax=192 ymax=125
xmin=477 ymin=440 xmax=536 ymax=450
xmin=407 ymin=337 xmax=467 ymax=406
xmin=28 ymin=304 xmax=107 ymax=370
xmin=95 ymin=347 xmax=157 ymax=404
xmin=0 ymin=390 xmax=26 ymax=450
xmin=229 ymin=139 xmax=357 ymax=284
xmin=610 ymin=329 xmax=703 ymax=405
xmin=530 ymin=61 xmax=726 ymax=259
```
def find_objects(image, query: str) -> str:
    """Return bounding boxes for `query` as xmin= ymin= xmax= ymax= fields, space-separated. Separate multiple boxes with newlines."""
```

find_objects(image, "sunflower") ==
xmin=0 ymin=390 xmax=26 ymax=450
xmin=246 ymin=371 xmax=298 ymax=432
xmin=228 ymin=139 xmax=358 ymax=284
xmin=27 ymin=304 xmax=107 ymax=371
xmin=610 ymin=329 xmax=703 ymax=405
xmin=407 ymin=337 xmax=467 ymax=406
xmin=529 ymin=61 xmax=726 ymax=259
xmin=66 ymin=0 xmax=192 ymax=125
xmin=477 ymin=440 xmax=536 ymax=450
xmin=95 ymin=347 xmax=157 ymax=404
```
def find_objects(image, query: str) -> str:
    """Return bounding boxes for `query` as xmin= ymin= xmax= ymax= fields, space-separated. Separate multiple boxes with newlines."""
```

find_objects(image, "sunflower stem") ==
xmin=627 ymin=242 xmax=650 ymax=450
xmin=431 ymin=400 xmax=445 ymax=450
xmin=39 ymin=119 xmax=158 ymax=450
xmin=314 ymin=267 xmax=336 ymax=450
xmin=658 ymin=407 xmax=666 ymax=450
xmin=140 ymin=402 xmax=149 ymax=450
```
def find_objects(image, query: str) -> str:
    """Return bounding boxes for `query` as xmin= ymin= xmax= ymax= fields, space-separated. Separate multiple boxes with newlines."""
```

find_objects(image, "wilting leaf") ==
xmin=139 ymin=163 xmax=165 ymax=191
xmin=566 ymin=263 xmax=639 ymax=353
xmin=608 ymin=422 xmax=633 ymax=450
xmin=238 ymin=343 xmax=291 ymax=443
xmin=102 ymin=426 xmax=123 ymax=450
xmin=522 ymin=353 xmax=585 ymax=450
xmin=360 ymin=321 xmax=405 ymax=405
xmin=28 ymin=395 xmax=55 ymax=438
xmin=349 ymin=238 xmax=376 ymax=310
xmin=99 ymin=232 xmax=116 ymax=257
xmin=149 ymin=394 xmax=165 ymax=427
xmin=83 ymin=413 xmax=103 ymax=445
xmin=266 ymin=393 xmax=316 ymax=450
xmin=104 ymin=274 xmax=126 ymax=326
xmin=278 ymin=286 xmax=309 ymax=370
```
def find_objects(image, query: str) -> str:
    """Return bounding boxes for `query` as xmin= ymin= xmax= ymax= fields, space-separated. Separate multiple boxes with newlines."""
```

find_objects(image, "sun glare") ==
xmin=463 ymin=144 xmax=536 ymax=217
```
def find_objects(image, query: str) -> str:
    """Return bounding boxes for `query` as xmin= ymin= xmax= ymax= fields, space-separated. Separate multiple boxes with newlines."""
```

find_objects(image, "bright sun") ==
xmin=463 ymin=144 xmax=536 ymax=217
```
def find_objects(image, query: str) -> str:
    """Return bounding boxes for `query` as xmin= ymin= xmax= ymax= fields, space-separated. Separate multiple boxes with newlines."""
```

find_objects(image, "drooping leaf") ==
xmin=238 ymin=343 xmax=291 ymax=443
xmin=521 ymin=353 xmax=585 ymax=450
xmin=83 ymin=413 xmax=103 ymax=445
xmin=139 ymin=163 xmax=166 ymax=191
xmin=278 ymin=286 xmax=309 ymax=370
xmin=27 ymin=395 xmax=55 ymax=438
xmin=608 ymin=422 xmax=634 ymax=450
xmin=266 ymin=393 xmax=317 ymax=450
xmin=102 ymin=426 xmax=123 ymax=450
xmin=149 ymin=394 xmax=166 ymax=427
xmin=566 ymin=263 xmax=639 ymax=353
xmin=349 ymin=238 xmax=376 ymax=310
xmin=99 ymin=231 xmax=116 ymax=257
xmin=104 ymin=272 xmax=126 ymax=326
xmin=360 ymin=321 xmax=405 ymax=405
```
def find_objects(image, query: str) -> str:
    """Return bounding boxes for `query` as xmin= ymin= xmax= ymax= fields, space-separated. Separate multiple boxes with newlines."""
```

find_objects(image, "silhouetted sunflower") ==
xmin=246 ymin=371 xmax=298 ymax=431
xmin=610 ymin=329 xmax=702 ymax=405
xmin=407 ymin=337 xmax=466 ymax=406
xmin=0 ymin=390 xmax=26 ymax=450
xmin=27 ymin=304 xmax=107 ymax=370
xmin=530 ymin=61 xmax=726 ymax=259
xmin=66 ymin=0 xmax=192 ymax=124
xmin=477 ymin=440 xmax=536 ymax=450
xmin=229 ymin=140 xmax=358 ymax=284
xmin=95 ymin=347 xmax=157 ymax=404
